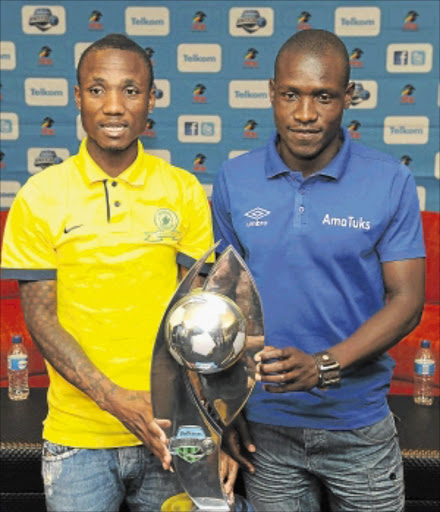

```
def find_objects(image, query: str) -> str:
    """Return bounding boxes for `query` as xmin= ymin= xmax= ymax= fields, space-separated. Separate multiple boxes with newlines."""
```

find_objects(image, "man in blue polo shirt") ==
xmin=212 ymin=29 xmax=425 ymax=512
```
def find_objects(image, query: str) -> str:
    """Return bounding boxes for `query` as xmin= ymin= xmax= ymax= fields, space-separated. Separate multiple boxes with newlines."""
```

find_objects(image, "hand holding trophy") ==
xmin=151 ymin=245 xmax=264 ymax=511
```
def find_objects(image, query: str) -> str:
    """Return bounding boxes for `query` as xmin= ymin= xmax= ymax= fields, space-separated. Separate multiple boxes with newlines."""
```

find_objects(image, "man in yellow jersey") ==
xmin=1 ymin=34 xmax=236 ymax=511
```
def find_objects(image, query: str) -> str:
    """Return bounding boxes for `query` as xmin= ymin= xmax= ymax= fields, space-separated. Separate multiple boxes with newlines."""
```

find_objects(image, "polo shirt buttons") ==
xmin=114 ymin=201 xmax=121 ymax=207
xmin=299 ymin=206 xmax=305 ymax=214
xmin=112 ymin=181 xmax=118 ymax=187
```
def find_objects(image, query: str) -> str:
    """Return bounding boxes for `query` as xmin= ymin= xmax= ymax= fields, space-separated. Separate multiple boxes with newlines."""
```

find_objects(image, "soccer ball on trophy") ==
xmin=165 ymin=291 xmax=247 ymax=374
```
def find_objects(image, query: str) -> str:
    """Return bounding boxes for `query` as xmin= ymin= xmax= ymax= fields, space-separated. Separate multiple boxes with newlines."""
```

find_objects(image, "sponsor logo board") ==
xmin=22 ymin=6 xmax=66 ymax=35
xmin=0 ymin=41 xmax=16 ymax=70
xmin=229 ymin=80 xmax=270 ymax=108
xmin=0 ymin=181 xmax=21 ymax=208
xmin=229 ymin=8 xmax=274 ymax=37
xmin=383 ymin=116 xmax=429 ymax=144
xmin=0 ymin=112 xmax=19 ymax=140
xmin=25 ymin=78 xmax=68 ymax=106
xmin=387 ymin=44 xmax=432 ymax=73
xmin=334 ymin=7 xmax=381 ymax=36
xmin=125 ymin=7 xmax=170 ymax=36
xmin=27 ymin=147 xmax=70 ymax=174
xmin=178 ymin=44 xmax=221 ymax=73
xmin=178 ymin=115 xmax=221 ymax=143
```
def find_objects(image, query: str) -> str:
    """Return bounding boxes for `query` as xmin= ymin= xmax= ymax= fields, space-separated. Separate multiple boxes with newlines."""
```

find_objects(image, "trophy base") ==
xmin=161 ymin=493 xmax=254 ymax=512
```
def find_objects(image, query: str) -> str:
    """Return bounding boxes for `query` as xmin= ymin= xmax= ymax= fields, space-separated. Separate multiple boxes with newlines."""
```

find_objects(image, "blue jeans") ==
xmin=243 ymin=413 xmax=404 ymax=512
xmin=42 ymin=442 xmax=182 ymax=512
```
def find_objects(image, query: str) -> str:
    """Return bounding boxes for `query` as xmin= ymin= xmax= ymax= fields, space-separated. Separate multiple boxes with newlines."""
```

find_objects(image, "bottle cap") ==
xmin=421 ymin=340 xmax=431 ymax=348
xmin=12 ymin=335 xmax=23 ymax=344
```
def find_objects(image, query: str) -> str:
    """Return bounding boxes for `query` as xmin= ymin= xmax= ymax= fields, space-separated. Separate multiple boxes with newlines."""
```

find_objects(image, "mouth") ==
xmin=288 ymin=128 xmax=322 ymax=141
xmin=100 ymin=123 xmax=128 ymax=137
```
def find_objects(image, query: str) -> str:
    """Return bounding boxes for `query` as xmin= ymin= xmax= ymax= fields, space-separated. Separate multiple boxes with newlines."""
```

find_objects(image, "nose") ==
xmin=294 ymin=97 xmax=318 ymax=124
xmin=102 ymin=90 xmax=124 ymax=115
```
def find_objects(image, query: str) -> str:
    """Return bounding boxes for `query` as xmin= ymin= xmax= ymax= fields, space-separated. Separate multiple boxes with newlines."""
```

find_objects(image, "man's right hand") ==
xmin=223 ymin=414 xmax=256 ymax=474
xmin=104 ymin=387 xmax=172 ymax=470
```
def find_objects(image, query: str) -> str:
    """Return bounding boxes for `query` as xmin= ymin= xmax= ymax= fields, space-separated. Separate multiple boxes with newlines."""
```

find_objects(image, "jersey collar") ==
xmin=76 ymin=139 xmax=147 ymax=186
xmin=265 ymin=127 xmax=351 ymax=181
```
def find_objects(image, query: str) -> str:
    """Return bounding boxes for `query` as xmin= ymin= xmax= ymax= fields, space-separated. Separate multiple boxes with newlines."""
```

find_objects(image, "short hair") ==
xmin=76 ymin=33 xmax=154 ymax=89
xmin=274 ymin=29 xmax=350 ymax=86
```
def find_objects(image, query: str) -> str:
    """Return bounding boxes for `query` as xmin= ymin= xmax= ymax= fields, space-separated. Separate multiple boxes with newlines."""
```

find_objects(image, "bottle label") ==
xmin=8 ymin=355 xmax=28 ymax=371
xmin=414 ymin=359 xmax=435 ymax=376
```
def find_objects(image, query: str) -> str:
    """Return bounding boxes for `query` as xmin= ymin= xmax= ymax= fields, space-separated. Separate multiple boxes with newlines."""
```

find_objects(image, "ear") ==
xmin=344 ymin=82 xmax=355 ymax=109
xmin=148 ymin=88 xmax=156 ymax=113
xmin=74 ymin=85 xmax=81 ymax=111
xmin=269 ymin=78 xmax=275 ymax=105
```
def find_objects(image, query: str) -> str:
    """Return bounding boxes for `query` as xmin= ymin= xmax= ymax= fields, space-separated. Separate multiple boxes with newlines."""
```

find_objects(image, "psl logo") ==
xmin=297 ymin=11 xmax=311 ymax=30
xmin=400 ymin=155 xmax=412 ymax=166
xmin=89 ymin=10 xmax=103 ymax=30
xmin=193 ymin=153 xmax=206 ymax=172
xmin=403 ymin=10 xmax=418 ymax=31
xmin=143 ymin=118 xmax=156 ymax=138
xmin=349 ymin=48 xmax=364 ymax=68
xmin=244 ymin=48 xmax=258 ymax=68
xmin=41 ymin=117 xmax=55 ymax=136
xmin=192 ymin=11 xmax=206 ymax=31
xmin=38 ymin=46 xmax=53 ymax=66
xmin=348 ymin=120 xmax=361 ymax=139
xmin=400 ymin=84 xmax=415 ymax=104
xmin=192 ymin=84 xmax=207 ymax=103
xmin=244 ymin=120 xmax=258 ymax=139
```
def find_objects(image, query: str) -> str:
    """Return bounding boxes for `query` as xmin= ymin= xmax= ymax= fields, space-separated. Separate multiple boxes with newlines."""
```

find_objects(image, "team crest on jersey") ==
xmin=145 ymin=208 xmax=181 ymax=242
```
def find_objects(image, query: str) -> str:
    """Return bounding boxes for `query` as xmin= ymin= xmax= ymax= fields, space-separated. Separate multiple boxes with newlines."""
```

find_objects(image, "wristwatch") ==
xmin=312 ymin=351 xmax=341 ymax=389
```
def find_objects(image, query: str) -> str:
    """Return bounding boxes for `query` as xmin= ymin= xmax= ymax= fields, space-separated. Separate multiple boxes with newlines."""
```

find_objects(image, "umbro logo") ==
xmin=244 ymin=207 xmax=270 ymax=227
xmin=63 ymin=224 xmax=83 ymax=234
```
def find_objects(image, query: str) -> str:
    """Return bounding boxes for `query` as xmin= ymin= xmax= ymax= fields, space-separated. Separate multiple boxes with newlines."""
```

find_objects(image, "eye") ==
xmin=88 ymin=86 xmax=103 ymax=96
xmin=282 ymin=91 xmax=298 ymax=101
xmin=317 ymin=93 xmax=331 ymax=103
xmin=125 ymin=86 xmax=140 ymax=96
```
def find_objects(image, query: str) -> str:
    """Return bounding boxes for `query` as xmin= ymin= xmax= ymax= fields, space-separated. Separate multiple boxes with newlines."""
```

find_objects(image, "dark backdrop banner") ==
xmin=1 ymin=1 xmax=439 ymax=211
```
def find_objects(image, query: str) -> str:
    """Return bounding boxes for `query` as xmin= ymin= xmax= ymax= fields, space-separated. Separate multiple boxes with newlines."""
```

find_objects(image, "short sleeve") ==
xmin=176 ymin=177 xmax=214 ymax=271
xmin=1 ymin=186 xmax=57 ymax=280
xmin=377 ymin=168 xmax=425 ymax=262
xmin=211 ymin=165 xmax=245 ymax=257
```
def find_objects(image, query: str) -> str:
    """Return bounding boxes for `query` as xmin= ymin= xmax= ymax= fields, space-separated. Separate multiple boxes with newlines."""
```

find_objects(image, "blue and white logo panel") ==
xmin=387 ymin=44 xmax=433 ymax=73
xmin=383 ymin=116 xmax=429 ymax=145
xmin=229 ymin=81 xmax=271 ymax=109
xmin=125 ymin=7 xmax=170 ymax=36
xmin=22 ymin=6 xmax=66 ymax=35
xmin=0 ymin=113 xmax=19 ymax=141
xmin=0 ymin=41 xmax=16 ymax=70
xmin=0 ymin=181 xmax=21 ymax=209
xmin=350 ymin=81 xmax=378 ymax=110
xmin=229 ymin=8 xmax=274 ymax=37
xmin=153 ymin=79 xmax=170 ymax=108
xmin=177 ymin=44 xmax=222 ymax=73
xmin=334 ymin=7 xmax=381 ymax=37
xmin=178 ymin=115 xmax=221 ymax=143
xmin=25 ymin=78 xmax=68 ymax=106
xmin=27 ymin=147 xmax=70 ymax=174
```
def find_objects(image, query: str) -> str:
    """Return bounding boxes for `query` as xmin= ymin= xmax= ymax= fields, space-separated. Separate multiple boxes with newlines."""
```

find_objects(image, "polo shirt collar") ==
xmin=77 ymin=139 xmax=147 ymax=186
xmin=265 ymin=127 xmax=351 ymax=181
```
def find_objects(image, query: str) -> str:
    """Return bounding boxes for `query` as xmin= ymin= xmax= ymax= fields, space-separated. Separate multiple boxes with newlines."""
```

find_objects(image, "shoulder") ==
xmin=144 ymin=153 xmax=205 ymax=194
xmin=349 ymin=141 xmax=409 ymax=177
xmin=217 ymin=145 xmax=267 ymax=181
xmin=17 ymin=157 xmax=74 ymax=204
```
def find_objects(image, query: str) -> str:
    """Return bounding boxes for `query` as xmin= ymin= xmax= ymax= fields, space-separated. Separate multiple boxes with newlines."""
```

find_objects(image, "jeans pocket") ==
xmin=353 ymin=413 xmax=398 ymax=444
xmin=42 ymin=441 xmax=81 ymax=462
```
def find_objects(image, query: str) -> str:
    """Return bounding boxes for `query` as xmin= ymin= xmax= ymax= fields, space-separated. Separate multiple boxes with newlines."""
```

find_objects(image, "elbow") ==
xmin=402 ymin=300 xmax=425 ymax=337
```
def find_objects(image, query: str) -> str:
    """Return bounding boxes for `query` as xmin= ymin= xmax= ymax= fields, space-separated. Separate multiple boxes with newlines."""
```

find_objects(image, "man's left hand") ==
xmin=255 ymin=346 xmax=319 ymax=392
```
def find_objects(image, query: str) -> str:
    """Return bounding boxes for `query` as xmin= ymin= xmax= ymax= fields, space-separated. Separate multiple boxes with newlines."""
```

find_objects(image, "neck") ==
xmin=86 ymin=139 xmax=139 ymax=178
xmin=277 ymin=135 xmax=343 ymax=179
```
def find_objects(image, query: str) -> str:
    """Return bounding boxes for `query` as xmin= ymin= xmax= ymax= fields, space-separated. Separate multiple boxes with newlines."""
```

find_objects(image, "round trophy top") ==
xmin=165 ymin=290 xmax=247 ymax=374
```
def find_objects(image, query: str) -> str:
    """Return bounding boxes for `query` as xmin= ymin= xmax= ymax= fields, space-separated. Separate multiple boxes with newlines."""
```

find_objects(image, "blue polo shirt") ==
xmin=212 ymin=128 xmax=425 ymax=429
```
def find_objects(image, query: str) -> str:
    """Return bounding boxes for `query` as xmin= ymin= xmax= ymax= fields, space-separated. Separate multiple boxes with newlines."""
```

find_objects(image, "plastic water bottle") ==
xmin=7 ymin=335 xmax=29 ymax=401
xmin=413 ymin=340 xmax=435 ymax=406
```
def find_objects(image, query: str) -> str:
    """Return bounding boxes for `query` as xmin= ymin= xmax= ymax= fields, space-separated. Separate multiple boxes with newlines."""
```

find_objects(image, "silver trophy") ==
xmin=151 ymin=245 xmax=264 ymax=511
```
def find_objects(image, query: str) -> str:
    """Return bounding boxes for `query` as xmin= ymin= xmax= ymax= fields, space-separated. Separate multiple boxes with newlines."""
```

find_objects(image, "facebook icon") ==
xmin=393 ymin=51 xmax=409 ymax=66
xmin=184 ymin=122 xmax=199 ymax=136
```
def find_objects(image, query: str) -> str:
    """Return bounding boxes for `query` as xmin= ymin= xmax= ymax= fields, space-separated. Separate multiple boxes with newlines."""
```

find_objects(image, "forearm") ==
xmin=19 ymin=280 xmax=118 ymax=411
xmin=330 ymin=292 xmax=424 ymax=370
